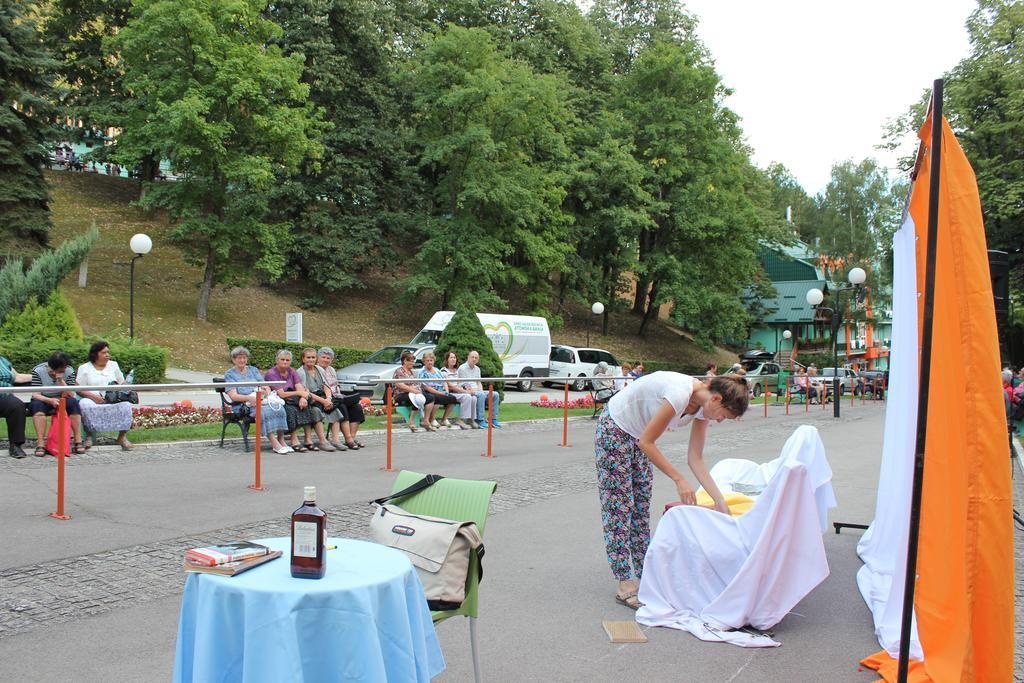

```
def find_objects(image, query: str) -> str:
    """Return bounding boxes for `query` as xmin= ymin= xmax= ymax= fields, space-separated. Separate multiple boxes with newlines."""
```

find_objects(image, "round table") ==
xmin=173 ymin=537 xmax=445 ymax=682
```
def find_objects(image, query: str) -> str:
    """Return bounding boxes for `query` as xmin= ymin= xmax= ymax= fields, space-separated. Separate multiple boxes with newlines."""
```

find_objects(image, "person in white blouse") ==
xmin=594 ymin=372 xmax=750 ymax=610
xmin=76 ymin=341 xmax=134 ymax=450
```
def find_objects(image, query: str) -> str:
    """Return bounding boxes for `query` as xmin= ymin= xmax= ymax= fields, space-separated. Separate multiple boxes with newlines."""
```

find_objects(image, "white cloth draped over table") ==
xmin=636 ymin=425 xmax=837 ymax=647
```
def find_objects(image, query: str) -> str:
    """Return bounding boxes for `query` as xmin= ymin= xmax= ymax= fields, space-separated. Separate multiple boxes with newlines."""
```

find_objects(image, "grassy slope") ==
xmin=48 ymin=171 xmax=738 ymax=373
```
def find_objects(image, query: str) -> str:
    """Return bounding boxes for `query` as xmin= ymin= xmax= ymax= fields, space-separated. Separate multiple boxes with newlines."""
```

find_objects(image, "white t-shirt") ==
xmin=607 ymin=371 xmax=706 ymax=439
xmin=76 ymin=361 xmax=124 ymax=388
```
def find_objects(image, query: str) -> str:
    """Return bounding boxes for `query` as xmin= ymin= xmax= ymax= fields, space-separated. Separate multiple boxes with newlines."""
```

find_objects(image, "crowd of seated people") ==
xmin=1 ymin=343 xmax=137 ymax=459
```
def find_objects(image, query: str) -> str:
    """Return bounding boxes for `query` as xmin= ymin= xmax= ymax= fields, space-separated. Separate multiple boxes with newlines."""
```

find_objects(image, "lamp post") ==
xmin=806 ymin=267 xmax=865 ymax=417
xmin=588 ymin=302 xmax=605 ymax=347
xmin=129 ymin=233 xmax=152 ymax=339
xmin=782 ymin=328 xmax=792 ymax=360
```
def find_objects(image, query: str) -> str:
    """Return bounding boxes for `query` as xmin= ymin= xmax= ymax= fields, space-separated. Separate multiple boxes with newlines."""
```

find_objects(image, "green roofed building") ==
xmin=744 ymin=241 xmax=890 ymax=370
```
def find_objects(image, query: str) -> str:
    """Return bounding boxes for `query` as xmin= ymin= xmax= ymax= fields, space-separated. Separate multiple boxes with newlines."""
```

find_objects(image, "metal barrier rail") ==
xmin=0 ymin=381 xmax=283 ymax=520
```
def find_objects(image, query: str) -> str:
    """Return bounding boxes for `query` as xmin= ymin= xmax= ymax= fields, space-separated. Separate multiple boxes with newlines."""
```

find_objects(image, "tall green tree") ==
xmin=43 ymin=0 xmax=133 ymax=161
xmin=615 ymin=39 xmax=780 ymax=342
xmin=399 ymin=26 xmax=573 ymax=312
xmin=764 ymin=162 xmax=818 ymax=241
xmin=812 ymin=158 xmax=901 ymax=265
xmin=268 ymin=0 xmax=417 ymax=291
xmin=0 ymin=0 xmax=55 ymax=248
xmin=108 ymin=0 xmax=325 ymax=320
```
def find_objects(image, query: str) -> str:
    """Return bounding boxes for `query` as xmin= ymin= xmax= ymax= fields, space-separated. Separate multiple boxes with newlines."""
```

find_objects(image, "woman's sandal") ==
xmin=343 ymin=441 xmax=359 ymax=450
xmin=83 ymin=438 xmax=93 ymax=450
xmin=304 ymin=441 xmax=319 ymax=451
xmin=615 ymin=592 xmax=642 ymax=610
xmin=73 ymin=442 xmax=87 ymax=455
xmin=354 ymin=440 xmax=366 ymax=449
xmin=292 ymin=443 xmax=306 ymax=452
xmin=408 ymin=425 xmax=419 ymax=433
xmin=34 ymin=446 xmax=47 ymax=458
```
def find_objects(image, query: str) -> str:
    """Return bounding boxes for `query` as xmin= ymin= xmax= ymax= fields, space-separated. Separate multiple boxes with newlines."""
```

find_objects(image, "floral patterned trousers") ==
xmin=594 ymin=409 xmax=653 ymax=581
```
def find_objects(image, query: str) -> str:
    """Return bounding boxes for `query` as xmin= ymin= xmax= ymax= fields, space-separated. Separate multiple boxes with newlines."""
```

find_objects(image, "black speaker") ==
xmin=989 ymin=250 xmax=1009 ymax=320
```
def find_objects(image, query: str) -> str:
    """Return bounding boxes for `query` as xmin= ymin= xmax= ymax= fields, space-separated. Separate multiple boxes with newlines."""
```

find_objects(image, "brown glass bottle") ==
xmin=291 ymin=486 xmax=326 ymax=579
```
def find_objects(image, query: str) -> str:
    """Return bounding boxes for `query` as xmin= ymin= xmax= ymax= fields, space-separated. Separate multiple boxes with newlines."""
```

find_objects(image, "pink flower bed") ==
xmin=132 ymin=405 xmax=221 ymax=429
xmin=530 ymin=396 xmax=594 ymax=409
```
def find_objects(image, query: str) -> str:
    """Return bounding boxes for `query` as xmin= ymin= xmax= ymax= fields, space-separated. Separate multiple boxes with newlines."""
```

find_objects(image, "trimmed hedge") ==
xmin=226 ymin=337 xmax=372 ymax=370
xmin=0 ymin=337 xmax=168 ymax=384
xmin=642 ymin=360 xmax=705 ymax=376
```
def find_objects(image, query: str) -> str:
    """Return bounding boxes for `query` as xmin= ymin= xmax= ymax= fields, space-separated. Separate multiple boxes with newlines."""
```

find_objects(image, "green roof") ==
xmin=747 ymin=280 xmax=829 ymax=323
xmin=759 ymin=244 xmax=820 ymax=282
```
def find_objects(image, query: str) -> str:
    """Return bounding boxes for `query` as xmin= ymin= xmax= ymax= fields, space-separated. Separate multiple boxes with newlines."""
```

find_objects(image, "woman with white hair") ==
xmin=223 ymin=346 xmax=290 ymax=453
xmin=265 ymin=349 xmax=321 ymax=452
xmin=593 ymin=361 xmax=617 ymax=402
xmin=315 ymin=347 xmax=366 ymax=449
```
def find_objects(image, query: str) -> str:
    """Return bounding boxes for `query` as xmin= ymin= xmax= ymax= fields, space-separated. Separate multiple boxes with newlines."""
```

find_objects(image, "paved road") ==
xmin=1 ymin=403 xmax=1020 ymax=681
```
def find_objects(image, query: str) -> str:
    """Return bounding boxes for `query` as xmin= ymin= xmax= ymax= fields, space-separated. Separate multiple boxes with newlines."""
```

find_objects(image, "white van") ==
xmin=411 ymin=311 xmax=551 ymax=391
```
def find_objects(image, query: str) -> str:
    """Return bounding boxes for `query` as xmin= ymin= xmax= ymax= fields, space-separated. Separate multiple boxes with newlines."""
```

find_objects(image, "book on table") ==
xmin=183 ymin=550 xmax=283 ymax=576
xmin=185 ymin=541 xmax=273 ymax=567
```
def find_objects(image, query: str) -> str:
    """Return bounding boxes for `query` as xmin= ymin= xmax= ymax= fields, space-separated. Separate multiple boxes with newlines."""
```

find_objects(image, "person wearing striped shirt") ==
xmin=30 ymin=352 xmax=85 ymax=456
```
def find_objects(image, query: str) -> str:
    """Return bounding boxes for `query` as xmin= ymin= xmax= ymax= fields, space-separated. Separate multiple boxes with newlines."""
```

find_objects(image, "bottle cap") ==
xmin=304 ymin=486 xmax=316 ymax=501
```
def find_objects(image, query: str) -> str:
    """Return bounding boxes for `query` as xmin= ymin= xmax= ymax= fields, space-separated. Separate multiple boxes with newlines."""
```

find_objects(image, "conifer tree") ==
xmin=0 ymin=225 xmax=97 ymax=326
xmin=434 ymin=311 xmax=505 ymax=396
xmin=0 ymin=0 xmax=56 ymax=247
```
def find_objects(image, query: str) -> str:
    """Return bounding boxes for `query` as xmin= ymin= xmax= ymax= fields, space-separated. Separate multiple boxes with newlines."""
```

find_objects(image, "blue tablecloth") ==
xmin=173 ymin=537 xmax=445 ymax=682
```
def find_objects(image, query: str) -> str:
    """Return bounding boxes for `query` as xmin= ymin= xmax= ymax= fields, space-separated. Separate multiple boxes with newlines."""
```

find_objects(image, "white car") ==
xmin=543 ymin=345 xmax=621 ymax=391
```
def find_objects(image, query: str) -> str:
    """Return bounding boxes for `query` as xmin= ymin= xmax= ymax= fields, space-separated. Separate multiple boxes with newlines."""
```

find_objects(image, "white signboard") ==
xmin=286 ymin=312 xmax=303 ymax=343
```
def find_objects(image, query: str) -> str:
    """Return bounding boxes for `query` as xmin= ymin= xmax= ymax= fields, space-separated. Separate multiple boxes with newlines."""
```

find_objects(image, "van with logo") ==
xmin=411 ymin=311 xmax=551 ymax=391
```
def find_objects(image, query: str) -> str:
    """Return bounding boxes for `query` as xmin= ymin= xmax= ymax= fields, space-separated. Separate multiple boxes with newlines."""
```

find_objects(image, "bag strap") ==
xmin=371 ymin=474 xmax=445 ymax=506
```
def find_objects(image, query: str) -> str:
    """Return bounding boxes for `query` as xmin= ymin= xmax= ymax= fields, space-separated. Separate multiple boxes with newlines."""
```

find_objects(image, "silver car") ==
xmin=335 ymin=344 xmax=436 ymax=402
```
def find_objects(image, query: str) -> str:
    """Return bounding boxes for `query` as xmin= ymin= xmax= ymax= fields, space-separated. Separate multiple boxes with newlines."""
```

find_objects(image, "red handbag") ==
xmin=45 ymin=413 xmax=72 ymax=457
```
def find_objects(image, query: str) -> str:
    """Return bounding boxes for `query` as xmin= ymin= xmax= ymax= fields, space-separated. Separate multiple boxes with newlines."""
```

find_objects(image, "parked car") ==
xmin=335 ymin=344 xmax=435 ymax=402
xmin=543 ymin=346 xmax=620 ymax=391
xmin=819 ymin=367 xmax=858 ymax=395
xmin=740 ymin=361 xmax=782 ymax=398
xmin=739 ymin=349 xmax=775 ymax=364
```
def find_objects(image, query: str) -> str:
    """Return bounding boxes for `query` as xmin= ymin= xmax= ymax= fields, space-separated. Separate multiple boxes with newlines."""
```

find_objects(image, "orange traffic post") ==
xmin=851 ymin=382 xmax=855 ymax=408
xmin=49 ymin=395 xmax=71 ymax=520
xmin=249 ymin=395 xmax=264 ymax=491
xmin=764 ymin=391 xmax=768 ymax=418
xmin=785 ymin=385 xmax=790 ymax=415
xmin=559 ymin=382 xmax=570 ymax=447
xmin=805 ymin=386 xmax=809 ymax=413
xmin=382 ymin=386 xmax=395 ymax=471
xmin=822 ymin=383 xmax=828 ymax=410
xmin=482 ymin=383 xmax=494 ymax=458
xmin=873 ymin=378 xmax=878 ymax=401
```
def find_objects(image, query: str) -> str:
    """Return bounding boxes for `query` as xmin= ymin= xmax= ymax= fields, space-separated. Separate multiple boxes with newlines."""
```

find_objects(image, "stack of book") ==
xmin=183 ymin=541 xmax=282 ymax=576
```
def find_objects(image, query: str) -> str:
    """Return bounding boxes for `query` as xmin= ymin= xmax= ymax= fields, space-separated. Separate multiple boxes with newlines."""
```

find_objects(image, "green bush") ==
xmin=225 ymin=337 xmax=372 ymax=371
xmin=642 ymin=360 xmax=704 ymax=376
xmin=434 ymin=310 xmax=505 ymax=398
xmin=0 ymin=289 xmax=83 ymax=342
xmin=0 ymin=337 xmax=168 ymax=384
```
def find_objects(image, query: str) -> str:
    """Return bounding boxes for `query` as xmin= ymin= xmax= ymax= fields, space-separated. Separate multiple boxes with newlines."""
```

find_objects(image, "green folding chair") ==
xmin=390 ymin=470 xmax=497 ymax=683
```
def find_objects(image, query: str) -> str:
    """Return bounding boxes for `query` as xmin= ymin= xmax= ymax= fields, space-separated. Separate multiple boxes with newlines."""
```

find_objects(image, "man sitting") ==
xmin=457 ymin=350 xmax=502 ymax=429
xmin=30 ymin=352 xmax=85 ymax=456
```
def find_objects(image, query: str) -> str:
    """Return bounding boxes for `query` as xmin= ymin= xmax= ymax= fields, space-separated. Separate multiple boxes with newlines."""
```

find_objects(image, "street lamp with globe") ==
xmin=589 ymin=302 xmax=605 ymax=346
xmin=129 ymin=233 xmax=152 ymax=339
xmin=806 ymin=267 xmax=866 ymax=417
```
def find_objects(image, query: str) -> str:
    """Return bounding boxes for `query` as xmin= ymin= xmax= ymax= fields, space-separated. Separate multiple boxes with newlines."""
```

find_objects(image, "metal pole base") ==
xmin=49 ymin=513 xmax=72 ymax=521
xmin=833 ymin=522 xmax=869 ymax=534
xmin=247 ymin=485 xmax=265 ymax=492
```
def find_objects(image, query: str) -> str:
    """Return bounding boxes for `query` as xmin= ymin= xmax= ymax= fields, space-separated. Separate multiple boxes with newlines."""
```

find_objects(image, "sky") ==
xmin=681 ymin=0 xmax=977 ymax=195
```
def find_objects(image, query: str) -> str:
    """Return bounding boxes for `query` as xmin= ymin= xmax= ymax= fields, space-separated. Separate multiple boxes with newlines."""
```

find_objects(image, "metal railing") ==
xmin=0 ymin=381 xmax=283 ymax=520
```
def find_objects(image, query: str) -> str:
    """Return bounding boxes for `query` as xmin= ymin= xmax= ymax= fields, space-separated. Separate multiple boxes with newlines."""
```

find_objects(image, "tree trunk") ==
xmin=638 ymin=280 xmax=660 ymax=337
xmin=633 ymin=227 xmax=652 ymax=314
xmin=196 ymin=245 xmax=216 ymax=321
xmin=137 ymin=153 xmax=158 ymax=202
xmin=556 ymin=273 xmax=569 ymax=314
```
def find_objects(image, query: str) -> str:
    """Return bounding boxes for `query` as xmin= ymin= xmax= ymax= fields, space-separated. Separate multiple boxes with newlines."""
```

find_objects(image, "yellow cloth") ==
xmin=695 ymin=490 xmax=755 ymax=516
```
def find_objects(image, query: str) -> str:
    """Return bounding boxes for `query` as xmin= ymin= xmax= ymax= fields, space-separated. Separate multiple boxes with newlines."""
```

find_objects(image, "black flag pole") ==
xmin=896 ymin=78 xmax=943 ymax=683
